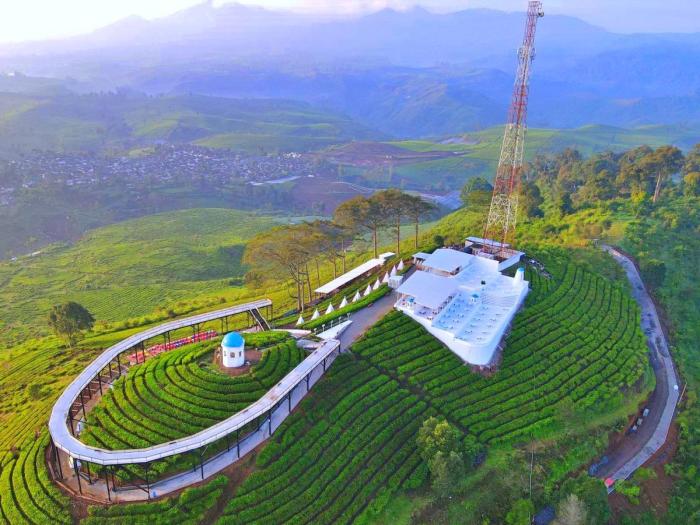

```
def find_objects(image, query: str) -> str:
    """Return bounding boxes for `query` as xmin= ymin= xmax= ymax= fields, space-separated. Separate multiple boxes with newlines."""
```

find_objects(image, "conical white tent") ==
xmin=311 ymin=309 xmax=320 ymax=320
xmin=364 ymin=284 xmax=372 ymax=296
xmin=382 ymin=272 xmax=390 ymax=283
xmin=339 ymin=296 xmax=348 ymax=308
xmin=397 ymin=260 xmax=405 ymax=271
xmin=372 ymin=279 xmax=380 ymax=290
xmin=352 ymin=291 xmax=361 ymax=302
xmin=296 ymin=315 xmax=305 ymax=326
xmin=390 ymin=266 xmax=397 ymax=277
xmin=325 ymin=303 xmax=335 ymax=315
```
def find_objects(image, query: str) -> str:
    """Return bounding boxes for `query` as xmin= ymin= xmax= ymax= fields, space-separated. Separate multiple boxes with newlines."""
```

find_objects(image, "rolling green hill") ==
xmin=0 ymin=208 xmax=284 ymax=345
xmin=0 ymin=92 xmax=379 ymax=155
xmin=375 ymin=124 xmax=700 ymax=191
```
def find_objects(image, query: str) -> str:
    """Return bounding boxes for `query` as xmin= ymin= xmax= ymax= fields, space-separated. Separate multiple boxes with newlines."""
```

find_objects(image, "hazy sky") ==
xmin=2 ymin=0 xmax=699 ymax=43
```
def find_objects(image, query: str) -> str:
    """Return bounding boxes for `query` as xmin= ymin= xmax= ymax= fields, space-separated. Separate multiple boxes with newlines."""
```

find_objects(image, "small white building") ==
xmin=221 ymin=332 xmax=245 ymax=368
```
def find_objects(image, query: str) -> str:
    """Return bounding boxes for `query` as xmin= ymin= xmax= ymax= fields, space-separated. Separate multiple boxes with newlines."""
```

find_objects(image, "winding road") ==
xmin=597 ymin=245 xmax=681 ymax=488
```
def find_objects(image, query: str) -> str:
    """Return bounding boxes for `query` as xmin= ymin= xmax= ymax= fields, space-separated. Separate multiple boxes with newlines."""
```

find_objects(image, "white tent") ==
xmin=352 ymin=291 xmax=361 ymax=302
xmin=296 ymin=315 xmax=305 ymax=326
xmin=372 ymin=279 xmax=380 ymax=290
xmin=382 ymin=272 xmax=390 ymax=283
xmin=390 ymin=266 xmax=397 ymax=277
xmin=364 ymin=284 xmax=372 ymax=297
xmin=325 ymin=303 xmax=335 ymax=315
xmin=311 ymin=309 xmax=320 ymax=320
xmin=339 ymin=296 xmax=348 ymax=308
xmin=397 ymin=260 xmax=405 ymax=271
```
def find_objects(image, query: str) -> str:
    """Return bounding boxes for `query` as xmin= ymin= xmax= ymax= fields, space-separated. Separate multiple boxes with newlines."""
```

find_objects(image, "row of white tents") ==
xmin=296 ymin=260 xmax=405 ymax=326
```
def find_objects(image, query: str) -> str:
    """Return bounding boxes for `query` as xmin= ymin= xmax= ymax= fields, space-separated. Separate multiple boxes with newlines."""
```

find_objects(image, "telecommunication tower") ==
xmin=479 ymin=1 xmax=544 ymax=258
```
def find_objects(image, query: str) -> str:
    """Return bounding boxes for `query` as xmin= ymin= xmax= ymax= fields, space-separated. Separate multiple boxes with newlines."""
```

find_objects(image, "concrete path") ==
xmin=599 ymin=245 xmax=681 ymax=489
xmin=338 ymin=290 xmax=398 ymax=350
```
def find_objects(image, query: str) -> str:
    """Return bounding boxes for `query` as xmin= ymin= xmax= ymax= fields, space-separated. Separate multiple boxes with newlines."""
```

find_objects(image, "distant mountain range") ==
xmin=1 ymin=2 xmax=700 ymax=138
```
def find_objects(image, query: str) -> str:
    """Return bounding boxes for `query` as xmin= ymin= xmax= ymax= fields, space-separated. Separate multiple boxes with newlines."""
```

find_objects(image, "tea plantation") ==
xmin=0 ymin=245 xmax=652 ymax=524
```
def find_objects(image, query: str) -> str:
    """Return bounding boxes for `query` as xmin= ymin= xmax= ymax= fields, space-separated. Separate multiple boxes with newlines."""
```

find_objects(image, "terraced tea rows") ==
xmin=84 ymin=475 xmax=228 ymax=525
xmin=0 ymin=432 xmax=72 ymax=525
xmin=352 ymin=255 xmax=649 ymax=444
xmin=218 ymin=356 xmax=429 ymax=525
xmin=80 ymin=337 xmax=305 ymax=478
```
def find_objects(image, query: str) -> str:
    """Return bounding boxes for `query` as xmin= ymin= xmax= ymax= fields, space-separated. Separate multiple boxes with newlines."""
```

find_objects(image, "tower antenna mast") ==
xmin=480 ymin=1 xmax=544 ymax=258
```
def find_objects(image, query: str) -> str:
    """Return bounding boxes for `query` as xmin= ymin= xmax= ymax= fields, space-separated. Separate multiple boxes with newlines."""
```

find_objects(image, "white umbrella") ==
xmin=390 ymin=266 xmax=397 ymax=276
xmin=339 ymin=296 xmax=348 ymax=308
xmin=364 ymin=284 xmax=372 ymax=297
xmin=311 ymin=309 xmax=320 ymax=320
xmin=352 ymin=291 xmax=361 ymax=302
xmin=382 ymin=272 xmax=390 ymax=283
xmin=397 ymin=260 xmax=405 ymax=271
xmin=296 ymin=315 xmax=305 ymax=326
xmin=372 ymin=279 xmax=380 ymax=290
xmin=325 ymin=303 xmax=335 ymax=315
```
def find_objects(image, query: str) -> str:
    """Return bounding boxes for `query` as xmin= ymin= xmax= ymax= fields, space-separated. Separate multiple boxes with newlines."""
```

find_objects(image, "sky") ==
xmin=1 ymin=0 xmax=699 ymax=43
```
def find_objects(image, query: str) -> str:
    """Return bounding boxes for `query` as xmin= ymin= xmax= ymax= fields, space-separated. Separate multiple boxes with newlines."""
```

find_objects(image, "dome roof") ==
xmin=222 ymin=332 xmax=244 ymax=348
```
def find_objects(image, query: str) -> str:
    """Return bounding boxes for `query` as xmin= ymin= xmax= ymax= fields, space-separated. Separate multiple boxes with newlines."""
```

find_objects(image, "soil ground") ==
xmin=609 ymin=422 xmax=679 ymax=522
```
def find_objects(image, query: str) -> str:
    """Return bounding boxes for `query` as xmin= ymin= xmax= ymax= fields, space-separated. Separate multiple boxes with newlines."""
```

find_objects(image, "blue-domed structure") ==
xmin=221 ymin=331 xmax=245 ymax=368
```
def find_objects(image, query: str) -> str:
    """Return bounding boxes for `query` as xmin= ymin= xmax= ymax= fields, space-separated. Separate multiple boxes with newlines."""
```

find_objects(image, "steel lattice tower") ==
xmin=480 ymin=1 xmax=544 ymax=257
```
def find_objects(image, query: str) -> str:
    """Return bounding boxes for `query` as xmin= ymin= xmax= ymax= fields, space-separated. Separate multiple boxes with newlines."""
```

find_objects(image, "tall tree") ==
xmin=683 ymin=171 xmax=700 ymax=196
xmin=334 ymin=195 xmax=387 ymax=258
xmin=616 ymin=145 xmax=654 ymax=195
xmin=375 ymin=189 xmax=411 ymax=254
xmin=417 ymin=417 xmax=465 ymax=495
xmin=646 ymin=146 xmax=684 ymax=203
xmin=460 ymin=176 xmax=493 ymax=209
xmin=243 ymin=225 xmax=314 ymax=312
xmin=519 ymin=180 xmax=544 ymax=218
xmin=48 ymin=302 xmax=95 ymax=347
xmin=506 ymin=499 xmax=536 ymax=525
xmin=682 ymin=143 xmax=700 ymax=175
xmin=405 ymin=195 xmax=436 ymax=249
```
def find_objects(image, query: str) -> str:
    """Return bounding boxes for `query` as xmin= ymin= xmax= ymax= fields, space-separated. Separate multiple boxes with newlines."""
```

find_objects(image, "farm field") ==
xmin=0 ymin=208 xmax=286 ymax=346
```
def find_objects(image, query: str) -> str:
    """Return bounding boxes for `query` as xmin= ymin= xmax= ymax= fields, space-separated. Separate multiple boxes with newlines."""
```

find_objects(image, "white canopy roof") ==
xmin=314 ymin=252 xmax=393 ymax=295
xmin=396 ymin=270 xmax=458 ymax=310
xmin=422 ymin=248 xmax=472 ymax=274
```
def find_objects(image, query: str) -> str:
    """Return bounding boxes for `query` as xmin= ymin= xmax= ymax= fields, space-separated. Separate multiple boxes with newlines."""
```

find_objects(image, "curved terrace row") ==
xmin=48 ymin=299 xmax=342 ymax=465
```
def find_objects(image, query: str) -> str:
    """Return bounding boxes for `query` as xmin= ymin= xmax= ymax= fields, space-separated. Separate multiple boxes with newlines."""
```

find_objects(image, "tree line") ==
xmin=522 ymin=143 xmax=699 ymax=216
xmin=243 ymin=189 xmax=435 ymax=312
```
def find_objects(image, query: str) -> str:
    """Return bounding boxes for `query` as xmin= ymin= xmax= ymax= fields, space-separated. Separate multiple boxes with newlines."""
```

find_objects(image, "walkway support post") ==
xmin=144 ymin=464 xmax=151 ymax=500
xmin=74 ymin=458 xmax=82 ymax=495
xmin=79 ymin=390 xmax=87 ymax=420
xmin=105 ymin=468 xmax=111 ymax=502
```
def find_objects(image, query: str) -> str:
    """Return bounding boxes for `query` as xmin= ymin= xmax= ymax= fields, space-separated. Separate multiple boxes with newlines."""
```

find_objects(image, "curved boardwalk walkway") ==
xmin=57 ymin=338 xmax=340 ymax=502
xmin=600 ymin=245 xmax=681 ymax=489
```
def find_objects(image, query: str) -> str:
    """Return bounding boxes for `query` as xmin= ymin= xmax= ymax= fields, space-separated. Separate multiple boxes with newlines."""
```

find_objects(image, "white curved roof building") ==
xmin=395 ymin=248 xmax=528 ymax=366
